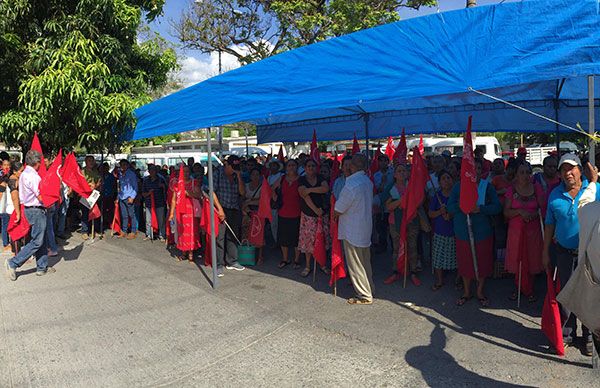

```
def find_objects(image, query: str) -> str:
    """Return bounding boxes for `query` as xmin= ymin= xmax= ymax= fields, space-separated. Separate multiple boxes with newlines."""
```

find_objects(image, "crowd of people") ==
xmin=2 ymin=143 xmax=598 ymax=358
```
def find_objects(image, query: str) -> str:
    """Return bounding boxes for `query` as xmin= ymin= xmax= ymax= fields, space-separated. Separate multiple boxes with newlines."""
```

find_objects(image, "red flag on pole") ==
xmin=459 ymin=116 xmax=478 ymax=214
xmin=112 ymin=201 xmax=122 ymax=234
xmin=248 ymin=212 xmax=266 ymax=247
xmin=329 ymin=196 xmax=346 ymax=286
xmin=310 ymin=129 xmax=320 ymax=164
xmin=385 ymin=137 xmax=395 ymax=160
xmin=8 ymin=205 xmax=30 ymax=241
xmin=200 ymin=196 xmax=220 ymax=267
xmin=393 ymin=128 xmax=407 ymax=165
xmin=277 ymin=144 xmax=285 ymax=161
xmin=397 ymin=147 xmax=429 ymax=273
xmin=541 ymin=271 xmax=564 ymax=356
xmin=418 ymin=134 xmax=424 ymax=156
xmin=351 ymin=132 xmax=360 ymax=155
xmin=31 ymin=132 xmax=47 ymax=178
xmin=258 ymin=176 xmax=272 ymax=221
xmin=150 ymin=191 xmax=159 ymax=231
xmin=88 ymin=203 xmax=101 ymax=221
xmin=313 ymin=216 xmax=327 ymax=268
xmin=60 ymin=153 xmax=92 ymax=198
xmin=40 ymin=149 xmax=62 ymax=208
xmin=369 ymin=145 xmax=382 ymax=178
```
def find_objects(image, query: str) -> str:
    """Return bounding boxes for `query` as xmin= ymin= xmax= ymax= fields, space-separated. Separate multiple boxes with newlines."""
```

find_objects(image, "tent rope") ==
xmin=467 ymin=86 xmax=598 ymax=141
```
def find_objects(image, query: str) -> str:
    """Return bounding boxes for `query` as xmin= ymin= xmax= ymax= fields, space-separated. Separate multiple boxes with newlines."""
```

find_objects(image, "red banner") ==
xmin=329 ymin=196 xmax=346 ymax=286
xmin=150 ymin=191 xmax=159 ymax=231
xmin=459 ymin=116 xmax=478 ymax=214
xmin=541 ymin=271 xmax=564 ymax=356
xmin=40 ymin=149 xmax=62 ymax=208
xmin=351 ymin=132 xmax=360 ymax=155
xmin=112 ymin=201 xmax=122 ymax=234
xmin=8 ymin=205 xmax=30 ymax=241
xmin=393 ymin=128 xmax=407 ymax=165
xmin=257 ymin=176 xmax=272 ymax=221
xmin=310 ymin=129 xmax=320 ymax=165
xmin=313 ymin=216 xmax=327 ymax=268
xmin=385 ymin=136 xmax=395 ymax=160
xmin=277 ymin=144 xmax=285 ymax=161
xmin=31 ymin=132 xmax=47 ymax=177
xmin=60 ymin=153 xmax=92 ymax=198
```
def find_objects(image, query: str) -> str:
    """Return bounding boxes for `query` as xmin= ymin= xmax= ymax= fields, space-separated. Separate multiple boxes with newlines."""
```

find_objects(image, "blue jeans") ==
xmin=57 ymin=196 xmax=69 ymax=235
xmin=45 ymin=203 xmax=58 ymax=252
xmin=119 ymin=200 xmax=137 ymax=233
xmin=9 ymin=207 xmax=49 ymax=272
xmin=0 ymin=213 xmax=10 ymax=247
xmin=145 ymin=206 xmax=166 ymax=239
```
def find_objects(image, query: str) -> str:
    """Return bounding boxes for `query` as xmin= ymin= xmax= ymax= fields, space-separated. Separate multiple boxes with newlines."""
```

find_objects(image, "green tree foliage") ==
xmin=0 ymin=0 xmax=177 ymax=152
xmin=176 ymin=0 xmax=437 ymax=65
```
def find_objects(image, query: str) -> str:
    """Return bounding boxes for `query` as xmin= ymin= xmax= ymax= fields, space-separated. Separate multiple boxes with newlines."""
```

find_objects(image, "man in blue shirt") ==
xmin=543 ymin=153 xmax=600 ymax=348
xmin=332 ymin=155 xmax=353 ymax=200
xmin=117 ymin=159 xmax=138 ymax=239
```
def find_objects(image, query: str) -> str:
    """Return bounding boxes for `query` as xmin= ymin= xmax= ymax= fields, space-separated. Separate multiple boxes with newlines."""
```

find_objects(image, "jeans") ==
xmin=119 ymin=200 xmax=137 ymax=233
xmin=57 ymin=196 xmax=69 ymax=235
xmin=145 ymin=206 xmax=166 ymax=239
xmin=216 ymin=208 xmax=241 ymax=267
xmin=9 ymin=207 xmax=49 ymax=272
xmin=0 ymin=213 xmax=9 ymax=247
xmin=45 ymin=203 xmax=57 ymax=252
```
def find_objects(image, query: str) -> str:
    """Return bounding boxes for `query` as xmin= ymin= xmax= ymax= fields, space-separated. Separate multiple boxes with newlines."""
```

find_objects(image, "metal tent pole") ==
xmin=207 ymin=127 xmax=218 ymax=288
xmin=245 ymin=127 xmax=249 ymax=157
xmin=364 ymin=113 xmax=370 ymax=161
xmin=589 ymin=75 xmax=596 ymax=166
xmin=554 ymin=79 xmax=565 ymax=156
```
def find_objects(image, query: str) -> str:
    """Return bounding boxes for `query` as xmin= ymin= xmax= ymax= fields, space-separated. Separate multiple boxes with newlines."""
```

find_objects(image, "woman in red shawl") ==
xmin=168 ymin=165 xmax=201 ymax=262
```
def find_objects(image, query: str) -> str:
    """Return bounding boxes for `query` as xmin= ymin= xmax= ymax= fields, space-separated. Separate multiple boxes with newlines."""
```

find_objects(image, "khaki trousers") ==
xmin=343 ymin=241 xmax=374 ymax=301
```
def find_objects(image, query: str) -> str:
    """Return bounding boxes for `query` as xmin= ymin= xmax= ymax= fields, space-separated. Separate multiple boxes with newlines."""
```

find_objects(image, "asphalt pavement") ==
xmin=0 ymin=233 xmax=597 ymax=387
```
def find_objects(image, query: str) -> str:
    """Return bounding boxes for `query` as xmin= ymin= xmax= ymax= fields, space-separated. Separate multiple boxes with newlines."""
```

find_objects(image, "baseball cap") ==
xmin=558 ymin=153 xmax=581 ymax=168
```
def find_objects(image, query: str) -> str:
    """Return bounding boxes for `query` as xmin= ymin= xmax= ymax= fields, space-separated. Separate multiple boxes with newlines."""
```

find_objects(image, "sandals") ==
xmin=293 ymin=261 xmax=301 ymax=269
xmin=320 ymin=266 xmax=330 ymax=275
xmin=431 ymin=283 xmax=444 ymax=291
xmin=456 ymin=295 xmax=472 ymax=306
xmin=478 ymin=296 xmax=490 ymax=307
xmin=347 ymin=297 xmax=373 ymax=305
xmin=300 ymin=268 xmax=311 ymax=277
xmin=278 ymin=260 xmax=290 ymax=269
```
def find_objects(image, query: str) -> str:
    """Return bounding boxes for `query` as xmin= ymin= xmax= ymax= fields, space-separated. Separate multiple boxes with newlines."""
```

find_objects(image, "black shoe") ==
xmin=563 ymin=335 xmax=574 ymax=347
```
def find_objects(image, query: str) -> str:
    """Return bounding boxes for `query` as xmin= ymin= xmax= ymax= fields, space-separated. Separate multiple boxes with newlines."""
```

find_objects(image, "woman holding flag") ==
xmin=168 ymin=165 xmax=201 ymax=262
xmin=504 ymin=160 xmax=544 ymax=303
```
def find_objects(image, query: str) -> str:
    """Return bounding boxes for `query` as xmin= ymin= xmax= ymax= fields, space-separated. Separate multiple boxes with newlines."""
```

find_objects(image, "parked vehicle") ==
xmin=513 ymin=142 xmax=579 ymax=167
xmin=407 ymin=136 xmax=501 ymax=161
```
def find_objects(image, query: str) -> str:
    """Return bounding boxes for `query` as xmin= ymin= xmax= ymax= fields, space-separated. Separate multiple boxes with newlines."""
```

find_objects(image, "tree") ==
xmin=0 ymin=0 xmax=178 ymax=153
xmin=175 ymin=0 xmax=438 ymax=65
xmin=466 ymin=0 xmax=477 ymax=8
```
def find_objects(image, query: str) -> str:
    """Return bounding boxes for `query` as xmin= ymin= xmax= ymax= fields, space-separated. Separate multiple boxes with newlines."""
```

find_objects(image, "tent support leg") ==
xmin=589 ymin=75 xmax=595 ymax=166
xmin=245 ymin=127 xmax=249 ymax=157
xmin=364 ymin=113 xmax=370 ymax=161
xmin=207 ymin=127 xmax=218 ymax=289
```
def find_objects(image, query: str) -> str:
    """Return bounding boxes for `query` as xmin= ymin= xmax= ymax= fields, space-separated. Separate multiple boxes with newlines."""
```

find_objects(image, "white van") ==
xmin=407 ymin=136 xmax=501 ymax=161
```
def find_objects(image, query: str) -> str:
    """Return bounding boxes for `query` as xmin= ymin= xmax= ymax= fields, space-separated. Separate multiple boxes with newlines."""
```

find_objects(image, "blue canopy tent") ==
xmin=130 ymin=0 xmax=600 ymax=287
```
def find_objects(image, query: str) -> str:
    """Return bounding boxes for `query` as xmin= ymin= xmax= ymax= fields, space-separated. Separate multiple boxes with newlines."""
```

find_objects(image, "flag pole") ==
xmin=206 ymin=127 xmax=218 ymax=289
xmin=403 ymin=244 xmax=408 ymax=289
xmin=313 ymin=256 xmax=317 ymax=283
xmin=517 ymin=261 xmax=522 ymax=308
xmin=334 ymin=279 xmax=337 ymax=296
xmin=466 ymin=214 xmax=480 ymax=280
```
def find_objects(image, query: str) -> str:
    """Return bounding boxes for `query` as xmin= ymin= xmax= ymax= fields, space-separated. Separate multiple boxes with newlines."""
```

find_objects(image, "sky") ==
xmin=149 ymin=0 xmax=513 ymax=86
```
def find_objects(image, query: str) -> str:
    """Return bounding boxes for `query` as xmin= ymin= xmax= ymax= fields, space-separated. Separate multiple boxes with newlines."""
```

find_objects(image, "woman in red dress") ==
xmin=168 ymin=165 xmax=202 ymax=262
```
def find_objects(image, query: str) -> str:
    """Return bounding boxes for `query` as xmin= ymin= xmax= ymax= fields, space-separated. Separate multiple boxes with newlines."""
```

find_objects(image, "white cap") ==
xmin=558 ymin=153 xmax=581 ymax=168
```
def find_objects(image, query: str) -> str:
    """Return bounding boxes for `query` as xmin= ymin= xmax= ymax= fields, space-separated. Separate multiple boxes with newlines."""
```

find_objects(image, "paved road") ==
xmin=0 ymin=235 xmax=596 ymax=387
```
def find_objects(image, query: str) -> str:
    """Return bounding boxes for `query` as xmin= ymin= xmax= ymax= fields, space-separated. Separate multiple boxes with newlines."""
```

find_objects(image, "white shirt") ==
xmin=577 ymin=183 xmax=600 ymax=279
xmin=335 ymin=171 xmax=373 ymax=247
xmin=426 ymin=173 xmax=439 ymax=198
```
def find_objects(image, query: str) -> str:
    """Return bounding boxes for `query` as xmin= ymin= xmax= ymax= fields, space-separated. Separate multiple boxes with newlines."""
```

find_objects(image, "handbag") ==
xmin=557 ymin=220 xmax=600 ymax=335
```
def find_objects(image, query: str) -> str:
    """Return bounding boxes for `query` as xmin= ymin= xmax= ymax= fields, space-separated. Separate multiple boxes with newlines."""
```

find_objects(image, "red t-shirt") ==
xmin=278 ymin=176 xmax=301 ymax=218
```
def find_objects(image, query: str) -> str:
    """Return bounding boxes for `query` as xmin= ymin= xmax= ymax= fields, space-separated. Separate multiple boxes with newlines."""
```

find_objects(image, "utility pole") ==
xmin=467 ymin=0 xmax=477 ymax=7
xmin=217 ymin=49 xmax=223 ymax=159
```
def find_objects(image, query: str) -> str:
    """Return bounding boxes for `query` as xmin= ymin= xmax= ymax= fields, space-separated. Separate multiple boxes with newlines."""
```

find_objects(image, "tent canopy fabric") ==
xmin=130 ymin=0 xmax=600 ymax=143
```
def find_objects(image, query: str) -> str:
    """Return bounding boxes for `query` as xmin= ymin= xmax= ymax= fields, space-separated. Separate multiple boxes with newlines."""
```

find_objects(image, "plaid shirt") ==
xmin=214 ymin=168 xmax=241 ymax=209
xmin=142 ymin=175 xmax=167 ymax=208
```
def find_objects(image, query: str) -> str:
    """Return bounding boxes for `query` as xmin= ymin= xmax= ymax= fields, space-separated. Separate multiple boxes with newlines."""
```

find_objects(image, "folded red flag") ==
xmin=459 ymin=116 xmax=478 ymax=214
xmin=541 ymin=271 xmax=564 ymax=356
xmin=150 ymin=191 xmax=159 ymax=231
xmin=31 ymin=132 xmax=47 ymax=178
xmin=40 ymin=149 xmax=62 ymax=208
xmin=351 ymin=132 xmax=360 ymax=155
xmin=257 ymin=176 xmax=272 ymax=221
xmin=88 ymin=203 xmax=101 ymax=221
xmin=61 ymin=153 xmax=92 ymax=198
xmin=111 ymin=201 xmax=122 ymax=234
xmin=385 ymin=136 xmax=396 ymax=160
xmin=248 ymin=212 xmax=265 ymax=247
xmin=329 ymin=196 xmax=346 ymax=286
xmin=277 ymin=144 xmax=285 ymax=161
xmin=393 ymin=128 xmax=407 ymax=165
xmin=313 ymin=216 xmax=327 ymax=268
xmin=8 ymin=205 xmax=30 ymax=241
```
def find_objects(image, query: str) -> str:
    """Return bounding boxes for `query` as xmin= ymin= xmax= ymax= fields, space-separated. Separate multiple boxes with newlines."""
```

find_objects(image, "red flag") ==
xmin=459 ymin=116 xmax=478 ymax=214
xmin=88 ymin=203 xmax=101 ymax=221
xmin=248 ymin=212 xmax=265 ymax=247
xmin=369 ymin=145 xmax=382 ymax=178
xmin=313 ymin=216 xmax=327 ymax=267
xmin=351 ymin=133 xmax=360 ymax=155
xmin=112 ymin=201 xmax=122 ymax=234
xmin=40 ymin=149 xmax=62 ymax=208
xmin=393 ymin=128 xmax=407 ymax=165
xmin=200 ymin=196 xmax=220 ymax=267
xmin=258 ymin=176 xmax=272 ymax=221
xmin=31 ymin=132 xmax=47 ymax=178
xmin=541 ymin=271 xmax=564 ymax=356
xmin=150 ymin=191 xmax=159 ymax=231
xmin=397 ymin=147 xmax=429 ymax=272
xmin=7 ymin=205 xmax=30 ymax=241
xmin=385 ymin=136 xmax=395 ymax=160
xmin=277 ymin=144 xmax=285 ymax=161
xmin=515 ymin=221 xmax=533 ymax=296
xmin=418 ymin=134 xmax=424 ymax=156
xmin=310 ymin=129 xmax=320 ymax=164
xmin=329 ymin=196 xmax=346 ymax=286
xmin=60 ymin=153 xmax=92 ymax=198
xmin=330 ymin=151 xmax=340 ymax=184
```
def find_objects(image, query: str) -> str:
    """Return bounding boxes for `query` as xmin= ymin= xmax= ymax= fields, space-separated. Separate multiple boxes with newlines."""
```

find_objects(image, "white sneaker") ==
xmin=5 ymin=259 xmax=16 ymax=281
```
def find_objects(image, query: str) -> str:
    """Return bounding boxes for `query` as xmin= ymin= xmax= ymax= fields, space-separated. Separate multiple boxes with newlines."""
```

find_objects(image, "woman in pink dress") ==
xmin=168 ymin=165 xmax=202 ymax=262
xmin=503 ymin=161 xmax=544 ymax=302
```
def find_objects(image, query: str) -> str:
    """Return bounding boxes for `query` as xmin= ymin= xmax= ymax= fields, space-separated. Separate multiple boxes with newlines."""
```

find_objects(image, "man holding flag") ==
xmin=334 ymin=154 xmax=374 ymax=305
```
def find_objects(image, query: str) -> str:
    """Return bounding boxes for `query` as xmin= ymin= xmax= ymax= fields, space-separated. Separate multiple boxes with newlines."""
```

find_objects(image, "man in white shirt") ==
xmin=335 ymin=154 xmax=374 ymax=305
